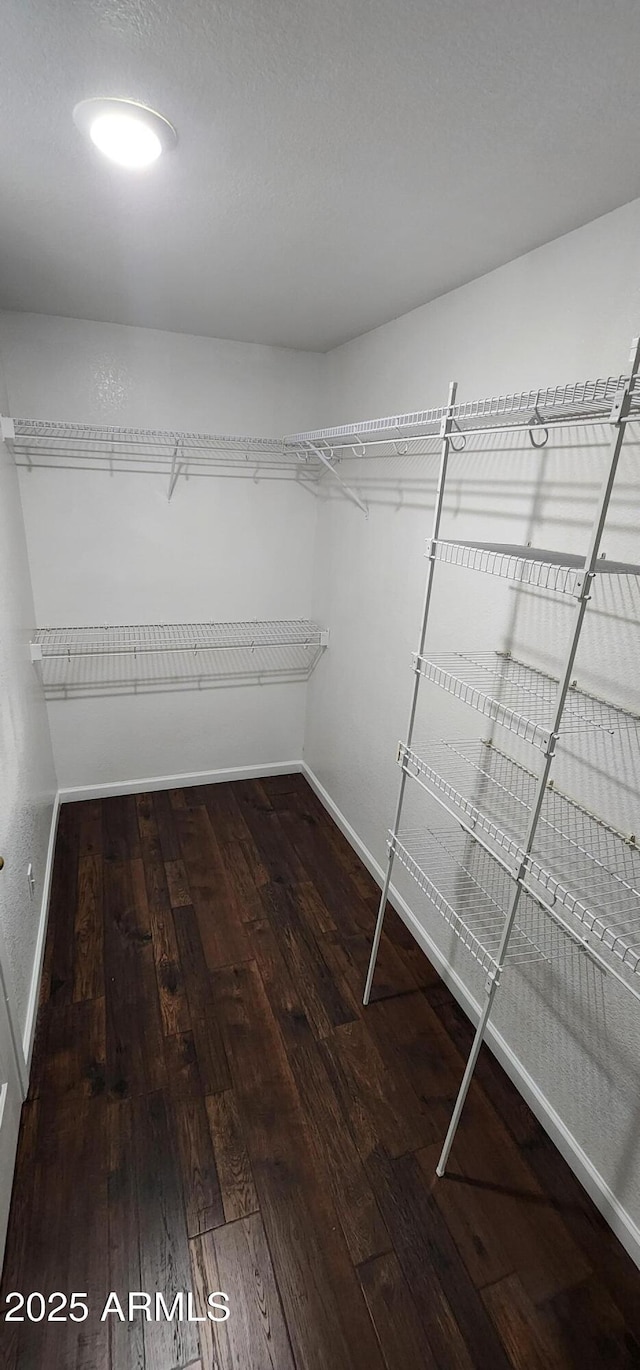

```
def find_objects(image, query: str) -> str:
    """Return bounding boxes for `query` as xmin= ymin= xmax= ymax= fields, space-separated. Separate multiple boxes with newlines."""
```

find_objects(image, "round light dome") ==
xmin=73 ymin=98 xmax=177 ymax=169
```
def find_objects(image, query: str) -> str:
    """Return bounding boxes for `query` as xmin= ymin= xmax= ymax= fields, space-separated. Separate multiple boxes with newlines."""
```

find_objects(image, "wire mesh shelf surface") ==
xmin=390 ymin=825 xmax=574 ymax=978
xmin=32 ymin=619 xmax=328 ymax=659
xmin=412 ymin=651 xmax=640 ymax=751
xmin=285 ymin=371 xmax=634 ymax=455
xmin=399 ymin=739 xmax=640 ymax=979
xmin=431 ymin=541 xmax=640 ymax=595
xmin=7 ymin=418 xmax=318 ymax=472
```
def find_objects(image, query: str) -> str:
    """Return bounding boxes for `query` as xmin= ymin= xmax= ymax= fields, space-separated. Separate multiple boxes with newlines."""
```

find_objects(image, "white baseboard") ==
xmin=59 ymin=760 xmax=304 ymax=804
xmin=300 ymin=761 xmax=640 ymax=1272
xmin=22 ymin=791 xmax=60 ymax=1076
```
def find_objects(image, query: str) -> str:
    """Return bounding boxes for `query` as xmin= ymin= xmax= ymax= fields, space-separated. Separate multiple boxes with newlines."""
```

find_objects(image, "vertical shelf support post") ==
xmin=363 ymin=380 xmax=458 ymax=1004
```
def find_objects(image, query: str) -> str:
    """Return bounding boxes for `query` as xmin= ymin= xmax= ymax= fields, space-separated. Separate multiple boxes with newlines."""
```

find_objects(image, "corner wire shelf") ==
xmin=389 ymin=825 xmax=581 ymax=979
xmin=430 ymin=541 xmax=640 ymax=598
xmin=364 ymin=334 xmax=640 ymax=1179
xmin=284 ymin=369 xmax=640 ymax=458
xmin=31 ymin=619 xmax=328 ymax=660
xmin=397 ymin=738 xmax=640 ymax=997
xmin=5 ymin=364 xmax=640 ymax=513
xmin=2 ymin=417 xmax=322 ymax=500
xmin=412 ymin=650 xmax=640 ymax=752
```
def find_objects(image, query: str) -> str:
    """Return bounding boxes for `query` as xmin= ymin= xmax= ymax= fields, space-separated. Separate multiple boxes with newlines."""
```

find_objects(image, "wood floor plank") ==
xmin=107 ymin=1098 xmax=145 ymax=1370
xmin=364 ymin=990 xmax=470 ymax=1146
xmin=75 ymin=797 xmax=104 ymax=858
xmin=205 ymin=1090 xmax=259 ymax=1223
xmin=482 ymin=1273 xmax=568 ymax=1370
xmin=165 ymin=858 xmax=193 ymax=908
xmin=218 ymin=839 xmax=265 ymax=922
xmin=248 ymin=916 xmax=390 ymax=1265
xmin=103 ymin=793 xmax=141 ymax=861
xmin=232 ymin=779 xmax=309 ymax=885
xmin=136 ymin=794 xmax=191 ymax=1035
xmin=106 ymin=984 xmax=166 ymax=1099
xmin=173 ymin=903 xmax=231 ymax=1094
xmin=321 ymin=1016 xmax=433 ymax=1160
xmin=238 ymin=836 xmax=269 ymax=889
xmin=152 ymin=788 xmax=181 ymax=861
xmin=133 ymin=1090 xmax=200 ymax=1370
xmin=513 ymin=1131 xmax=640 ymax=1344
xmin=175 ymin=806 xmax=250 ymax=969
xmin=191 ymin=1213 xmax=295 ymax=1370
xmin=418 ymin=1141 xmax=515 ymax=1290
xmin=29 ymin=996 xmax=106 ymax=1101
xmin=357 ymin=1250 xmax=439 ymax=1370
xmin=103 ymin=855 xmax=153 ymax=1005
xmin=211 ymin=960 xmax=387 ymax=1370
xmin=73 ymin=853 xmax=104 ymax=1003
xmin=260 ymin=880 xmax=356 ymax=1038
xmin=538 ymin=1272 xmax=640 ymax=1368
xmin=418 ymin=1085 xmax=591 ymax=1305
xmin=46 ymin=801 xmax=80 ymax=1007
xmin=170 ymin=1094 xmax=225 ymax=1237
xmin=15 ymin=1095 xmax=110 ymax=1370
xmin=103 ymin=855 xmax=166 ymax=1098
xmin=366 ymin=1146 xmax=511 ymax=1370
xmin=198 ymin=781 xmax=254 ymax=844
xmin=425 ymin=987 xmax=542 ymax=1148
xmin=164 ymin=1030 xmax=204 ymax=1099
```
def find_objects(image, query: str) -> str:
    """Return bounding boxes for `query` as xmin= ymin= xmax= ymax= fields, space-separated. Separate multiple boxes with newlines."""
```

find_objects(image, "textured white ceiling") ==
xmin=2 ymin=0 xmax=640 ymax=351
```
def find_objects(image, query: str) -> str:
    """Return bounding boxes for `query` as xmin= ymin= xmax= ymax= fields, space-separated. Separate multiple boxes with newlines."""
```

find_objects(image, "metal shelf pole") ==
xmin=436 ymin=337 xmax=640 ymax=1175
xmin=363 ymin=381 xmax=458 ymax=1005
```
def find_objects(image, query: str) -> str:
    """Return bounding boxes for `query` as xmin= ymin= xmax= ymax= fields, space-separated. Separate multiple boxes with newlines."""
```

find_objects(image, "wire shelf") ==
xmin=32 ymin=619 xmax=328 ymax=659
xmin=284 ymin=372 xmax=635 ymax=456
xmin=431 ymin=541 xmax=640 ymax=596
xmin=390 ymin=825 xmax=575 ymax=978
xmin=6 ymin=418 xmax=319 ymax=474
xmin=399 ymin=739 xmax=640 ymax=983
xmin=412 ymin=651 xmax=640 ymax=751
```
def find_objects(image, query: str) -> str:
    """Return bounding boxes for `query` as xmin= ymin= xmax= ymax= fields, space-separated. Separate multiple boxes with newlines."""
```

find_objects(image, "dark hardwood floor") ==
xmin=2 ymin=773 xmax=640 ymax=1368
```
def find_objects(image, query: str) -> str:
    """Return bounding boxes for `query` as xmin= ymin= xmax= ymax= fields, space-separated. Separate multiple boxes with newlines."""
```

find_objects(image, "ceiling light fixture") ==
xmin=73 ymin=98 xmax=177 ymax=169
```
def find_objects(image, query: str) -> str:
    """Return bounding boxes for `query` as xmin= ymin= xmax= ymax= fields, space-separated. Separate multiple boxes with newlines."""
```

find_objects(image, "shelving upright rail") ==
xmin=351 ymin=337 xmax=640 ymax=1176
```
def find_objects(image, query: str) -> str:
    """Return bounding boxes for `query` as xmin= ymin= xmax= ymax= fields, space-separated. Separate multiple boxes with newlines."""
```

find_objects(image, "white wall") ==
xmin=306 ymin=197 xmax=640 ymax=1239
xmin=0 ymin=336 xmax=57 ymax=1058
xmin=0 ymin=313 xmax=327 ymax=789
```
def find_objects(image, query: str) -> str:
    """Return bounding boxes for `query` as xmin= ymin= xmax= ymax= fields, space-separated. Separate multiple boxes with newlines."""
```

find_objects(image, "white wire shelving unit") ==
xmin=6 ymin=365 xmax=640 ymax=512
xmin=0 ymin=416 xmax=322 ymax=501
xmin=29 ymin=619 xmax=329 ymax=693
xmin=389 ymin=825 xmax=584 ymax=978
xmin=283 ymin=370 xmax=640 ymax=456
xmin=430 ymin=541 xmax=640 ymax=596
xmin=31 ymin=619 xmax=328 ymax=659
xmin=398 ymin=740 xmax=640 ymax=991
xmin=363 ymin=338 xmax=640 ymax=1179
xmin=412 ymin=650 xmax=640 ymax=753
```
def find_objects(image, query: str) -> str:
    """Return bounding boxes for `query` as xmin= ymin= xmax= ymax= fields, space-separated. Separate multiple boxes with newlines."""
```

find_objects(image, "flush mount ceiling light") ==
xmin=73 ymin=98 xmax=177 ymax=168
